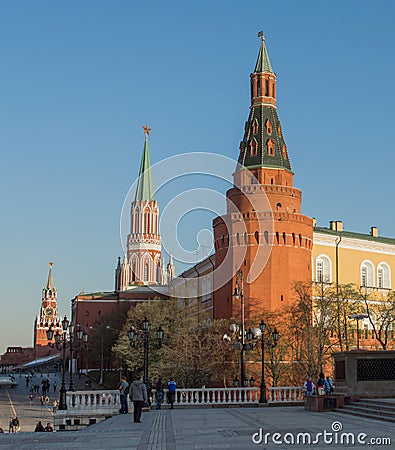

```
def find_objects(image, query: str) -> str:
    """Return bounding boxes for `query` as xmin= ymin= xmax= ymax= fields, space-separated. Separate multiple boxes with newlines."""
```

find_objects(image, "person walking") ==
xmin=118 ymin=376 xmax=130 ymax=414
xmin=324 ymin=376 xmax=334 ymax=395
xmin=155 ymin=378 xmax=164 ymax=410
xmin=129 ymin=376 xmax=147 ymax=423
xmin=12 ymin=416 xmax=20 ymax=433
xmin=316 ymin=372 xmax=325 ymax=395
xmin=8 ymin=418 xmax=14 ymax=433
xmin=168 ymin=378 xmax=176 ymax=409
xmin=303 ymin=377 xmax=315 ymax=396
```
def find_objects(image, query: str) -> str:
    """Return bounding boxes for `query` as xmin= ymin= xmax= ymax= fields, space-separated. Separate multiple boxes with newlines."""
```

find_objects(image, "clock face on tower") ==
xmin=45 ymin=306 xmax=54 ymax=317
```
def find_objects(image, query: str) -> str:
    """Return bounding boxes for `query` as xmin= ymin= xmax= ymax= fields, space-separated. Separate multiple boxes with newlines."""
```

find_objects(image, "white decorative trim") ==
xmin=314 ymin=232 xmax=395 ymax=255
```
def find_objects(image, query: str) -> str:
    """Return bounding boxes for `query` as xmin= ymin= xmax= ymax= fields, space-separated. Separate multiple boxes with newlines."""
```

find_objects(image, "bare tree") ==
xmin=361 ymin=290 xmax=395 ymax=350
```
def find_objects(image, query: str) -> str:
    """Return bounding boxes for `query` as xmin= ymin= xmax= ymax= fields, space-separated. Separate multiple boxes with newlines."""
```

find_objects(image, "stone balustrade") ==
xmin=152 ymin=387 xmax=259 ymax=406
xmin=54 ymin=386 xmax=308 ymax=430
xmin=267 ymin=386 xmax=304 ymax=404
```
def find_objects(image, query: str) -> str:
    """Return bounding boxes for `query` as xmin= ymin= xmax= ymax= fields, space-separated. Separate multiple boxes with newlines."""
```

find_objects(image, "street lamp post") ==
xmin=250 ymin=320 xmax=279 ymax=404
xmin=128 ymin=317 xmax=164 ymax=385
xmin=233 ymin=270 xmax=246 ymax=387
xmin=349 ymin=314 xmax=368 ymax=349
xmin=47 ymin=315 xmax=88 ymax=410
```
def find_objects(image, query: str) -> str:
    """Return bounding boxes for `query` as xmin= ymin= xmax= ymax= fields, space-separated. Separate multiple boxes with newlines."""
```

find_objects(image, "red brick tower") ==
xmin=34 ymin=262 xmax=62 ymax=355
xmin=213 ymin=34 xmax=313 ymax=320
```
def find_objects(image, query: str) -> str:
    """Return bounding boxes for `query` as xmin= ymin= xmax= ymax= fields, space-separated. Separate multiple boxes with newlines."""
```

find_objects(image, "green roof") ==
xmin=237 ymin=36 xmax=291 ymax=172
xmin=254 ymin=37 xmax=274 ymax=74
xmin=135 ymin=136 xmax=155 ymax=201
xmin=238 ymin=102 xmax=292 ymax=171
xmin=314 ymin=227 xmax=395 ymax=245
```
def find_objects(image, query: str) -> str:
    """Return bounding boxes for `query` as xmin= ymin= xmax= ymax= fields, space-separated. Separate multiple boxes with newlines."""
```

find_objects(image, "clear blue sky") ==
xmin=1 ymin=0 xmax=394 ymax=353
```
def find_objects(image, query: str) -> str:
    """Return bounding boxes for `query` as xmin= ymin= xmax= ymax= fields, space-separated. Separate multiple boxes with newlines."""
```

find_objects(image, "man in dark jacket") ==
xmin=118 ymin=376 xmax=129 ymax=414
xmin=129 ymin=376 xmax=147 ymax=423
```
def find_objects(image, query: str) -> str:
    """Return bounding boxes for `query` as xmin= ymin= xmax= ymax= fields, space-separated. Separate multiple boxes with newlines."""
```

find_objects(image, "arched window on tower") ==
xmin=250 ymin=139 xmax=258 ymax=156
xmin=265 ymin=79 xmax=269 ymax=96
xmin=282 ymin=145 xmax=287 ymax=159
xmin=134 ymin=206 xmax=140 ymax=233
xmin=144 ymin=262 xmax=149 ymax=282
xmin=257 ymin=78 xmax=261 ymax=96
xmin=265 ymin=119 xmax=272 ymax=135
xmin=267 ymin=139 xmax=275 ymax=156
xmin=131 ymin=261 xmax=137 ymax=282
xmin=252 ymin=119 xmax=259 ymax=135
xmin=144 ymin=208 xmax=151 ymax=234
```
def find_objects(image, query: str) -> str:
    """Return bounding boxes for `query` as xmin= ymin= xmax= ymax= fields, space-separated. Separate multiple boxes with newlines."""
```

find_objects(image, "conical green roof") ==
xmin=254 ymin=37 xmax=273 ymax=74
xmin=238 ymin=107 xmax=292 ymax=171
xmin=135 ymin=136 xmax=156 ymax=201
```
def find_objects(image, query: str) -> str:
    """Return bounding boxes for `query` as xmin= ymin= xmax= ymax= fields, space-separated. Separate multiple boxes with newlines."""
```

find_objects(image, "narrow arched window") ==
xmin=316 ymin=255 xmax=332 ymax=283
xmin=144 ymin=210 xmax=150 ymax=234
xmin=252 ymin=119 xmax=259 ymax=135
xmin=360 ymin=260 xmax=374 ymax=288
xmin=132 ymin=262 xmax=136 ymax=282
xmin=378 ymin=268 xmax=383 ymax=288
xmin=250 ymin=139 xmax=258 ymax=156
xmin=144 ymin=263 xmax=149 ymax=282
xmin=361 ymin=267 xmax=367 ymax=287
xmin=254 ymin=231 xmax=259 ymax=244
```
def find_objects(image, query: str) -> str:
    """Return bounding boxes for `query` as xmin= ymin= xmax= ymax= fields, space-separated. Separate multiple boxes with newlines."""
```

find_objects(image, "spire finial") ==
xmin=143 ymin=124 xmax=151 ymax=137
xmin=49 ymin=261 xmax=53 ymax=267
xmin=258 ymin=30 xmax=265 ymax=41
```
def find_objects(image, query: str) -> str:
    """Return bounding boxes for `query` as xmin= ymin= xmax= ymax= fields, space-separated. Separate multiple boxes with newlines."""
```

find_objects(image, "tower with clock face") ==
xmin=33 ymin=262 xmax=63 ymax=352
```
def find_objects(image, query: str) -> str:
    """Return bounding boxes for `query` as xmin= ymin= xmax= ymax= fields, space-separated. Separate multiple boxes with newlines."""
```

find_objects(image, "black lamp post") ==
xmin=128 ymin=317 xmax=164 ymax=385
xmin=258 ymin=320 xmax=279 ymax=404
xmin=349 ymin=314 xmax=368 ymax=349
xmin=47 ymin=315 xmax=88 ymax=410
xmin=233 ymin=270 xmax=246 ymax=387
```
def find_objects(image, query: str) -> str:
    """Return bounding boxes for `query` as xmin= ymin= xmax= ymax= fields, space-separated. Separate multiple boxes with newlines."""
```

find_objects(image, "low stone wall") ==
xmin=304 ymin=395 xmax=345 ymax=412
xmin=333 ymin=350 xmax=395 ymax=397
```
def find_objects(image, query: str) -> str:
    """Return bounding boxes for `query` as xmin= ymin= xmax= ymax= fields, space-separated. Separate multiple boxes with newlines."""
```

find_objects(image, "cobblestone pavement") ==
xmin=0 ymin=405 xmax=394 ymax=449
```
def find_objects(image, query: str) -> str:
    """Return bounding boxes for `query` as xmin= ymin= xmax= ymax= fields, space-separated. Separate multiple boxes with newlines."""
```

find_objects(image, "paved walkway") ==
xmin=0 ymin=405 xmax=394 ymax=449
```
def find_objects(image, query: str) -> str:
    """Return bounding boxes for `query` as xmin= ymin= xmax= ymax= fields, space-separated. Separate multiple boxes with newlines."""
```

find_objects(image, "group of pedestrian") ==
xmin=34 ymin=421 xmax=53 ymax=432
xmin=303 ymin=372 xmax=333 ymax=395
xmin=117 ymin=375 xmax=177 ymax=423
xmin=8 ymin=416 xmax=20 ymax=433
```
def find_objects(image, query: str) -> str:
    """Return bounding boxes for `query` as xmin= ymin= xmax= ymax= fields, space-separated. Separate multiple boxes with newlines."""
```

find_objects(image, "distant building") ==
xmin=33 ymin=262 xmax=63 ymax=356
xmin=0 ymin=263 xmax=61 ymax=369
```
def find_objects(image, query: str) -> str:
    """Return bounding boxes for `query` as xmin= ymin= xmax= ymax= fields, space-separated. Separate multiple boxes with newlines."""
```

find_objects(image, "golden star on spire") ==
xmin=49 ymin=261 xmax=53 ymax=267
xmin=143 ymin=124 xmax=151 ymax=136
